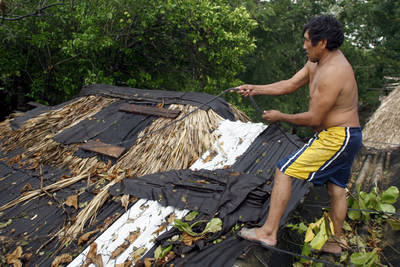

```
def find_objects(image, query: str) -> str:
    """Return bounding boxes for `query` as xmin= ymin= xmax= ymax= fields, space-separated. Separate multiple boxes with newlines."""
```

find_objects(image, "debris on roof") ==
xmin=0 ymin=85 xmax=312 ymax=266
xmin=69 ymin=120 xmax=310 ymax=266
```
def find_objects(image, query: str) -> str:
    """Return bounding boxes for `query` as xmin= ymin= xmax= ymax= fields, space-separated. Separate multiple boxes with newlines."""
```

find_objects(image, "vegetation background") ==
xmin=1 ymin=0 xmax=399 ymax=138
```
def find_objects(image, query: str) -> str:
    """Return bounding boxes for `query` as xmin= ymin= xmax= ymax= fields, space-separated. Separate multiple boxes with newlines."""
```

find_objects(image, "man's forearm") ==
xmin=276 ymin=111 xmax=320 ymax=126
xmin=252 ymin=80 xmax=297 ymax=96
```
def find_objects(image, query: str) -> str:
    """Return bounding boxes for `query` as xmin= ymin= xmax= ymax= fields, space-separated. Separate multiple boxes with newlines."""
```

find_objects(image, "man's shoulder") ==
xmin=320 ymin=59 xmax=353 ymax=80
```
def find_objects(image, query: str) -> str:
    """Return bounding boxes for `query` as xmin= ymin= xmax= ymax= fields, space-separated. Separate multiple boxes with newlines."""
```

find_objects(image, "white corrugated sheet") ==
xmin=68 ymin=120 xmax=267 ymax=267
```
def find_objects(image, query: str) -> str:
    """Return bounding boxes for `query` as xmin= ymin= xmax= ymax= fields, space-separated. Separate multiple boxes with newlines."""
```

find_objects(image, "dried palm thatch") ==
xmin=229 ymin=103 xmax=251 ymax=122
xmin=362 ymin=85 xmax=400 ymax=150
xmin=59 ymin=171 xmax=126 ymax=246
xmin=0 ymin=96 xmax=115 ymax=155
xmin=0 ymin=119 xmax=13 ymax=141
xmin=116 ymin=104 xmax=223 ymax=173
xmin=0 ymin=96 xmax=115 ymax=211
xmin=1 ymin=93 xmax=249 ymax=247
xmin=60 ymin=104 xmax=227 ymax=244
xmin=0 ymin=169 xmax=90 ymax=212
xmin=0 ymin=96 xmax=115 ymax=175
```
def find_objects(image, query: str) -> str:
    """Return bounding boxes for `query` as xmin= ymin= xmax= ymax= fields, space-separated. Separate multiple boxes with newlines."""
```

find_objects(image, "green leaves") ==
xmin=380 ymin=186 xmax=399 ymax=204
xmin=184 ymin=211 xmax=199 ymax=222
xmin=304 ymin=214 xmax=334 ymax=250
xmin=347 ymin=185 xmax=399 ymax=223
xmin=203 ymin=218 xmax=223 ymax=234
xmin=154 ymin=244 xmax=172 ymax=259
xmin=348 ymin=196 xmax=361 ymax=220
xmin=387 ymin=219 xmax=400 ymax=231
xmin=286 ymin=222 xmax=308 ymax=234
xmin=350 ymin=249 xmax=381 ymax=267
xmin=173 ymin=217 xmax=222 ymax=237
xmin=292 ymin=185 xmax=398 ymax=266
xmin=1 ymin=0 xmax=256 ymax=112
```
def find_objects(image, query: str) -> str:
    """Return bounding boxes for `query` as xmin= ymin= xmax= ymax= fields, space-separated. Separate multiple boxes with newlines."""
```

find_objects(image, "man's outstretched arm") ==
xmin=262 ymin=66 xmax=342 ymax=127
xmin=236 ymin=63 xmax=310 ymax=97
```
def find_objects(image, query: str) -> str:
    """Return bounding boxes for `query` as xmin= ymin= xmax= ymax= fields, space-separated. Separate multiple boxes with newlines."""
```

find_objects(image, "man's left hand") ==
xmin=262 ymin=110 xmax=281 ymax=123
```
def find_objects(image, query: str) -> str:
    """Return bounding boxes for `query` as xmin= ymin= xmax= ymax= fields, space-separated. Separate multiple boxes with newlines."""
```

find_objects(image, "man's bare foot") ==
xmin=319 ymin=238 xmax=348 ymax=255
xmin=238 ymin=227 xmax=277 ymax=247
xmin=320 ymin=240 xmax=342 ymax=255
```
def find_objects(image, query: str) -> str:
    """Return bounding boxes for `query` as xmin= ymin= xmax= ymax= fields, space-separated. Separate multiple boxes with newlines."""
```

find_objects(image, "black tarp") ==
xmin=12 ymin=85 xmax=240 ymax=161
xmin=0 ymin=86 xmax=245 ymax=266
xmin=53 ymin=100 xmax=158 ymax=160
xmin=9 ymin=99 xmax=77 ymax=130
xmin=110 ymin=124 xmax=312 ymax=266
xmin=79 ymin=84 xmax=237 ymax=121
xmin=10 ymin=85 xmax=238 ymax=131
xmin=1 ymin=85 xmax=332 ymax=266
xmin=110 ymin=169 xmax=272 ymax=223
xmin=0 ymin=147 xmax=126 ymax=266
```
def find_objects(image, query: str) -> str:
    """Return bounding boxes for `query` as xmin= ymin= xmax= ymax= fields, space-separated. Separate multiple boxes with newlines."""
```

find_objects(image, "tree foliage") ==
xmin=0 ymin=0 xmax=256 ymax=114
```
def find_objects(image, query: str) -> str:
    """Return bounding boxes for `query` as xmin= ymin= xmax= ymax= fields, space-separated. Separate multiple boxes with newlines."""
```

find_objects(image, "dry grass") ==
xmin=0 ymin=96 xmax=115 ymax=154
xmin=0 ymin=119 xmax=13 ymax=141
xmin=0 ymin=96 xmax=115 ymax=172
xmin=0 ymin=96 xmax=115 ymax=212
xmin=363 ymin=85 xmax=400 ymax=150
xmin=59 ymin=172 xmax=126 ymax=246
xmin=229 ymin=103 xmax=251 ymax=122
xmin=116 ymin=104 xmax=223 ymax=174
xmin=0 ymin=170 xmax=90 ymax=212
xmin=1 ymin=95 xmax=250 ymax=248
xmin=60 ymin=104 xmax=226 ymax=244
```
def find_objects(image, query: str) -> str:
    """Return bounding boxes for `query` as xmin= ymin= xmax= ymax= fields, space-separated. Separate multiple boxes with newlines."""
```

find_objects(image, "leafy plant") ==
xmin=154 ymin=244 xmax=172 ymax=259
xmin=347 ymin=185 xmax=399 ymax=225
xmin=350 ymin=248 xmax=382 ymax=267
xmin=0 ymin=0 xmax=257 ymax=118
xmin=286 ymin=222 xmax=308 ymax=234
xmin=184 ymin=211 xmax=199 ymax=222
xmin=290 ymin=186 xmax=399 ymax=266
xmin=304 ymin=213 xmax=334 ymax=250
xmin=173 ymin=217 xmax=222 ymax=237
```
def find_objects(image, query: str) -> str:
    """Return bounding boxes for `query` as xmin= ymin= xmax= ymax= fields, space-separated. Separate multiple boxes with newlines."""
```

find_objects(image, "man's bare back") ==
xmin=307 ymin=50 xmax=360 ymax=132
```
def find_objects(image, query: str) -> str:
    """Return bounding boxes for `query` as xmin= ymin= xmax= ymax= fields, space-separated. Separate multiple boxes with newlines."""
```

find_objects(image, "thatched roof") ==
xmin=0 ymin=85 xmax=312 ymax=266
xmin=362 ymin=85 xmax=400 ymax=151
xmin=0 ymin=85 xmax=251 ymax=265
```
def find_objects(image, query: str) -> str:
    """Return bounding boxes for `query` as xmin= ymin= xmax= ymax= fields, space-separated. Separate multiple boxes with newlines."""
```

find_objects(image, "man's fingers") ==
xmin=236 ymin=89 xmax=250 ymax=97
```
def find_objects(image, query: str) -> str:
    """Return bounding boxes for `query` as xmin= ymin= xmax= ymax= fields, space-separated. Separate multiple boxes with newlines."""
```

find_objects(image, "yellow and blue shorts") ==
xmin=277 ymin=127 xmax=362 ymax=188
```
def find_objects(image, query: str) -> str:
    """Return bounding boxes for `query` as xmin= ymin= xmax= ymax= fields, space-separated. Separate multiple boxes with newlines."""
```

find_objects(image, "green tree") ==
xmin=232 ymin=0 xmax=335 ymax=136
xmin=0 ymin=0 xmax=257 ymax=117
xmin=339 ymin=0 xmax=400 ymax=121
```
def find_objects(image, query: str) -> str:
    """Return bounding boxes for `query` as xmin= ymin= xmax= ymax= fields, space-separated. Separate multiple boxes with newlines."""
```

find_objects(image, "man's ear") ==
xmin=319 ymin=39 xmax=328 ymax=49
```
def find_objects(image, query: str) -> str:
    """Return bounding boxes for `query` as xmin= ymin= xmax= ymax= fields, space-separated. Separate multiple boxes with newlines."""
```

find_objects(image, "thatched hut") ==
xmin=362 ymin=84 xmax=400 ymax=151
xmin=350 ymin=84 xmax=400 ymax=191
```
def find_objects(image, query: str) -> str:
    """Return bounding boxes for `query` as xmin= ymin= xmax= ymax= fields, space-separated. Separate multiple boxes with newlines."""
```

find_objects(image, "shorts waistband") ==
xmin=320 ymin=126 xmax=361 ymax=132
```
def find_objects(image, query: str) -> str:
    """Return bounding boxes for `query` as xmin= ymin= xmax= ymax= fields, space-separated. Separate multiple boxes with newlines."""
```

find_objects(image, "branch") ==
xmin=0 ymin=2 xmax=64 ymax=22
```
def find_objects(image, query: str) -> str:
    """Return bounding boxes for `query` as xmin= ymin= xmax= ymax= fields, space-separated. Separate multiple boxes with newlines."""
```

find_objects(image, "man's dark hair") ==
xmin=303 ymin=15 xmax=344 ymax=51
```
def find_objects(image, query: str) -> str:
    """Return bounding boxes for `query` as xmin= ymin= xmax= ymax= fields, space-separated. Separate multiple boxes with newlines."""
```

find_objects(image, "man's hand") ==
xmin=233 ymin=84 xmax=256 ymax=97
xmin=262 ymin=110 xmax=281 ymax=123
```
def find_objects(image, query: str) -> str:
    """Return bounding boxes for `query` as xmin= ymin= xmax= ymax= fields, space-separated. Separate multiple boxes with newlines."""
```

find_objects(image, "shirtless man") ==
xmin=236 ymin=15 xmax=362 ymax=255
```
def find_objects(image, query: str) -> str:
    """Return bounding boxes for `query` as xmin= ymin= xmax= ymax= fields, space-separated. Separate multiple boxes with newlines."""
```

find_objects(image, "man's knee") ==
xmin=274 ymin=168 xmax=291 ymax=179
xmin=273 ymin=168 xmax=292 ymax=187
xmin=327 ymin=182 xmax=346 ymax=198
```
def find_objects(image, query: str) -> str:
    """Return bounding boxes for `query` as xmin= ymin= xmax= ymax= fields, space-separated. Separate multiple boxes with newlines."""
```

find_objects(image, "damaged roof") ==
xmin=0 ymin=84 xmax=310 ymax=267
